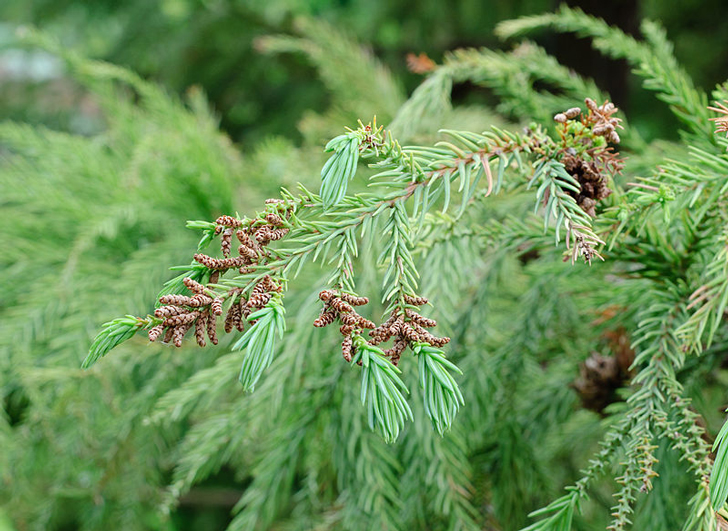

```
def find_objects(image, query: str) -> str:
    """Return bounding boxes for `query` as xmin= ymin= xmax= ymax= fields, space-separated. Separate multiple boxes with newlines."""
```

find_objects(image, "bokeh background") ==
xmin=2 ymin=1 xmax=728 ymax=530
xmin=3 ymin=0 xmax=728 ymax=144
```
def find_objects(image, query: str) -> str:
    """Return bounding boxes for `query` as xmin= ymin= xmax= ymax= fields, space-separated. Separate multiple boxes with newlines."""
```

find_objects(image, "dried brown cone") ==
xmin=163 ymin=311 xmax=199 ymax=328
xmin=554 ymin=107 xmax=581 ymax=123
xmin=337 ymin=312 xmax=375 ymax=329
xmin=221 ymin=228 xmax=233 ymax=258
xmin=148 ymin=325 xmax=164 ymax=342
xmin=267 ymin=228 xmax=288 ymax=241
xmin=572 ymin=329 xmax=634 ymax=415
xmin=250 ymin=280 xmax=267 ymax=297
xmin=225 ymin=302 xmax=241 ymax=334
xmin=265 ymin=213 xmax=284 ymax=227
xmin=193 ymin=253 xmax=246 ymax=271
xmin=340 ymin=324 xmax=355 ymax=336
xmin=195 ymin=311 xmax=208 ymax=347
xmin=383 ymin=338 xmax=407 ymax=366
xmin=172 ymin=322 xmax=193 ymax=347
xmin=367 ymin=314 xmax=395 ymax=344
xmin=163 ymin=326 xmax=175 ymax=344
xmin=313 ymin=309 xmax=337 ymax=328
xmin=211 ymin=298 xmax=223 ymax=316
xmin=236 ymin=229 xmax=256 ymax=249
xmin=339 ymin=312 xmax=361 ymax=327
xmin=329 ymin=298 xmax=354 ymax=314
xmin=189 ymin=294 xmax=213 ymax=308
xmin=340 ymin=293 xmax=369 ymax=306
xmin=356 ymin=315 xmax=375 ymax=329
xmin=341 ymin=335 xmax=354 ymax=362
xmin=206 ymin=312 xmax=219 ymax=345
xmin=401 ymin=322 xmax=422 ymax=342
xmin=155 ymin=305 xmax=186 ymax=319
xmin=183 ymin=277 xmax=206 ymax=295
xmin=561 ymin=154 xmax=613 ymax=217
xmin=248 ymin=291 xmax=272 ymax=309
xmin=572 ymin=352 xmax=624 ymax=414
xmin=259 ymin=275 xmax=279 ymax=292
xmin=254 ymin=227 xmax=272 ymax=244
xmin=159 ymin=294 xmax=194 ymax=306
xmin=405 ymin=309 xmax=437 ymax=328
xmin=216 ymin=215 xmax=242 ymax=228
xmin=388 ymin=316 xmax=405 ymax=336
xmin=564 ymin=107 xmax=581 ymax=119
xmin=421 ymin=333 xmax=450 ymax=348
xmin=319 ymin=290 xmax=336 ymax=302
xmin=403 ymin=294 xmax=428 ymax=306
xmin=254 ymin=226 xmax=289 ymax=245
xmin=238 ymin=244 xmax=257 ymax=263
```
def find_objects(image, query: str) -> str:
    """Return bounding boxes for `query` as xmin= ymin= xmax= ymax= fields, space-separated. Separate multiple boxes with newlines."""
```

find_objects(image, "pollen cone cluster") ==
xmin=151 ymin=278 xmax=217 ymax=347
xmin=194 ymin=212 xmax=290 ymax=273
xmin=312 ymin=291 xmax=449 ymax=366
xmin=368 ymin=294 xmax=449 ymax=366
xmin=313 ymin=290 xmax=374 ymax=362
xmin=147 ymin=206 xmax=290 ymax=349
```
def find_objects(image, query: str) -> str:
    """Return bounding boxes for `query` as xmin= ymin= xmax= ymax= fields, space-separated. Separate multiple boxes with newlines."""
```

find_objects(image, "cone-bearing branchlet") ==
xmin=313 ymin=289 xmax=376 ymax=362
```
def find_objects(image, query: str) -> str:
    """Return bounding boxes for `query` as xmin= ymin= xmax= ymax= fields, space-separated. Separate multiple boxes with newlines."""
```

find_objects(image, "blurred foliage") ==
xmin=2 ymin=0 xmax=727 ymax=144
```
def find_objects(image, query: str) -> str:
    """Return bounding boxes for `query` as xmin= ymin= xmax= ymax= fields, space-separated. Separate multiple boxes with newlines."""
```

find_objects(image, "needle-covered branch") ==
xmin=86 ymin=102 xmax=624 ymax=442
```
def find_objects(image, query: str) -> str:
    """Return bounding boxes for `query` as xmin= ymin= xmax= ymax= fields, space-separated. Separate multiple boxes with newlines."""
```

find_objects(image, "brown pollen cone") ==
xmin=312 ymin=289 xmax=374 ymax=363
xmin=572 ymin=328 xmax=634 ymax=414
xmin=561 ymin=154 xmax=613 ymax=218
xmin=366 ymin=295 xmax=449 ymax=366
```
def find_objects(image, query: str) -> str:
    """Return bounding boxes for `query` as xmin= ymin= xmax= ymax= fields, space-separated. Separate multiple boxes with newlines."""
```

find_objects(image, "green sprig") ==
xmin=82 ymin=315 xmax=153 ymax=368
xmin=233 ymin=294 xmax=287 ymax=392
xmin=320 ymin=133 xmax=361 ymax=209
xmin=353 ymin=336 xmax=413 ymax=443
xmin=413 ymin=343 xmax=464 ymax=434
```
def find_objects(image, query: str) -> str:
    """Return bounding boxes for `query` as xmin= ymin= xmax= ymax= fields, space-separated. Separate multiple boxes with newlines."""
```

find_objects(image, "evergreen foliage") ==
xmin=5 ymin=6 xmax=728 ymax=531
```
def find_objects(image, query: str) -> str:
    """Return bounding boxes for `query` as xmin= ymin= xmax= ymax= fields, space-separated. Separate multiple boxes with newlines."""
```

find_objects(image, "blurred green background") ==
xmin=3 ymin=0 xmax=728 ymax=144
xmin=2 ymin=1 xmax=728 ymax=530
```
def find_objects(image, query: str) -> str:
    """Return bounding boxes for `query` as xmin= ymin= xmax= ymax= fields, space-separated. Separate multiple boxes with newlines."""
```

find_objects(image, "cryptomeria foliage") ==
xmin=6 ymin=6 xmax=728 ymax=531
